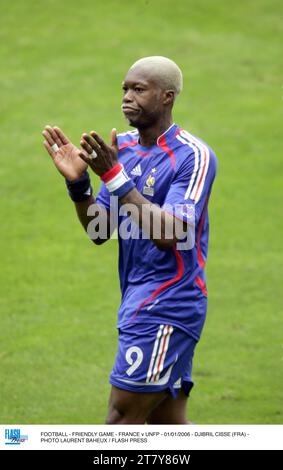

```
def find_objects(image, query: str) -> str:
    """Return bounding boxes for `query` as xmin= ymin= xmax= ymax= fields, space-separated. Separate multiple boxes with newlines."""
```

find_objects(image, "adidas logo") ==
xmin=131 ymin=164 xmax=142 ymax=176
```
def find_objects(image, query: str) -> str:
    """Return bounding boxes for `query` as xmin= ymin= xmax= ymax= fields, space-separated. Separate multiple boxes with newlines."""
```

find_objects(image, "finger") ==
xmin=82 ymin=133 xmax=101 ymax=151
xmin=53 ymin=126 xmax=70 ymax=145
xmin=42 ymin=129 xmax=55 ymax=147
xmin=111 ymin=128 xmax=118 ymax=149
xmin=78 ymin=151 xmax=91 ymax=165
xmin=45 ymin=125 xmax=61 ymax=146
xmin=90 ymin=131 xmax=108 ymax=151
xmin=43 ymin=140 xmax=56 ymax=160
xmin=80 ymin=138 xmax=93 ymax=155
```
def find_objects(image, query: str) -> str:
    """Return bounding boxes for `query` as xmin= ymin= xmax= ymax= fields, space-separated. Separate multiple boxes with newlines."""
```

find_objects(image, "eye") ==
xmin=122 ymin=86 xmax=128 ymax=94
xmin=135 ymin=87 xmax=144 ymax=93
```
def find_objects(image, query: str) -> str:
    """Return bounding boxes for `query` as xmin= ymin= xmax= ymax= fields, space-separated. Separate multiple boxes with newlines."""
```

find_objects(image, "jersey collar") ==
xmin=157 ymin=123 xmax=179 ymax=147
xmin=136 ymin=123 xmax=179 ymax=152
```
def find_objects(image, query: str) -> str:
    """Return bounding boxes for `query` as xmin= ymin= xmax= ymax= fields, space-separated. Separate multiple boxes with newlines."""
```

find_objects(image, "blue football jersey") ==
xmin=95 ymin=124 xmax=217 ymax=340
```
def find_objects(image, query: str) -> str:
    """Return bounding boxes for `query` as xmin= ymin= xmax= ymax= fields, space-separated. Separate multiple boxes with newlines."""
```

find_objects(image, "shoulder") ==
xmin=174 ymin=128 xmax=218 ymax=176
xmin=117 ymin=129 xmax=139 ymax=151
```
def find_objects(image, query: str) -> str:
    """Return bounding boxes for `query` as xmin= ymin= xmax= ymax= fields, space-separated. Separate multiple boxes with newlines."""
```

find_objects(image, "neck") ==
xmin=138 ymin=115 xmax=173 ymax=146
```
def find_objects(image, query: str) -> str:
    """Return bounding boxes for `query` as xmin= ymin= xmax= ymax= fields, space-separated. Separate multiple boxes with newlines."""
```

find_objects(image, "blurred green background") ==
xmin=0 ymin=0 xmax=282 ymax=424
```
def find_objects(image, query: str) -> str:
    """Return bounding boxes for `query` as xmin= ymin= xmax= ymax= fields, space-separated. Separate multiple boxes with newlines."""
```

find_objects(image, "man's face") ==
xmin=121 ymin=68 xmax=166 ymax=129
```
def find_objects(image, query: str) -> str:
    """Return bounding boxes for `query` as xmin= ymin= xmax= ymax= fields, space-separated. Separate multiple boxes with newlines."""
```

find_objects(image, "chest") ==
xmin=122 ymin=153 xmax=175 ymax=205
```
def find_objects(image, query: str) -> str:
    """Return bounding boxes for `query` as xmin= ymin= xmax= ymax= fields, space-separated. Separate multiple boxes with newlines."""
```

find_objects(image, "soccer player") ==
xmin=42 ymin=56 xmax=217 ymax=424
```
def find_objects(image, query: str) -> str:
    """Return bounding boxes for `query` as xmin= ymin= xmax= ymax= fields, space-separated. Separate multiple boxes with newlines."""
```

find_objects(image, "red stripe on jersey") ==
xmin=178 ymin=128 xmax=210 ymax=202
xmin=174 ymin=127 xmax=181 ymax=138
xmin=118 ymin=139 xmax=139 ymax=150
xmin=157 ymin=134 xmax=176 ymax=169
xmin=195 ymin=275 xmax=207 ymax=296
xmin=196 ymin=195 xmax=209 ymax=269
xmin=193 ymin=145 xmax=209 ymax=201
xmin=132 ymin=246 xmax=184 ymax=320
xmin=136 ymin=150 xmax=152 ymax=157
xmin=194 ymin=195 xmax=210 ymax=296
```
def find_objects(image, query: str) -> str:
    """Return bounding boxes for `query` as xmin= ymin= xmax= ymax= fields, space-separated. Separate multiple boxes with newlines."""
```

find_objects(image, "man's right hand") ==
xmin=42 ymin=125 xmax=88 ymax=181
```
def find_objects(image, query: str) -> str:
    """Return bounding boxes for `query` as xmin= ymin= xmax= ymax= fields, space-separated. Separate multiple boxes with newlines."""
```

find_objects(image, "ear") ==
xmin=163 ymin=90 xmax=175 ymax=106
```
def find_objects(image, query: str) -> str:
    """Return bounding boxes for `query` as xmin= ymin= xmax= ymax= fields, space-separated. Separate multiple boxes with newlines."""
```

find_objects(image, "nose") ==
xmin=123 ymin=89 xmax=134 ymax=104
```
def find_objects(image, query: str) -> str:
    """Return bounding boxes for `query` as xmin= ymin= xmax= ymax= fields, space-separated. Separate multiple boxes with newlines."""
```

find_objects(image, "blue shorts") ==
xmin=110 ymin=323 xmax=197 ymax=399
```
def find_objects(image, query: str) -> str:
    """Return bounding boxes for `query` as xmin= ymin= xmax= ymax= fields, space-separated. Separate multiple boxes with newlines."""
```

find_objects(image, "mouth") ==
xmin=122 ymin=106 xmax=140 ymax=114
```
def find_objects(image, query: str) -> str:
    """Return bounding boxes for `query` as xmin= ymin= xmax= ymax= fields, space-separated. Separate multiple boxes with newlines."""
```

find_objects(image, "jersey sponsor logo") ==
xmin=130 ymin=164 xmax=142 ymax=176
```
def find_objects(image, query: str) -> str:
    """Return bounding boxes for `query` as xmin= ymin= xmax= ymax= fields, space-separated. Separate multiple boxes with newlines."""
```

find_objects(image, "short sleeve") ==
xmin=163 ymin=145 xmax=217 ymax=226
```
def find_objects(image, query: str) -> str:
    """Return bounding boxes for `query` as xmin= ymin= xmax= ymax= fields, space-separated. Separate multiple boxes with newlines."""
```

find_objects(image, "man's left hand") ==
xmin=79 ymin=128 xmax=118 ymax=177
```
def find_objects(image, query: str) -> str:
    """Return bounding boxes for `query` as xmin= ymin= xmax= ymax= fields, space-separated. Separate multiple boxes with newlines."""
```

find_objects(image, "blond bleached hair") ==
xmin=128 ymin=56 xmax=183 ymax=97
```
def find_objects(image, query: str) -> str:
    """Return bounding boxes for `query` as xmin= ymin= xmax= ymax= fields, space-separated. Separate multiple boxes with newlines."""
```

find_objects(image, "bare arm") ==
xmin=74 ymin=195 xmax=111 ymax=245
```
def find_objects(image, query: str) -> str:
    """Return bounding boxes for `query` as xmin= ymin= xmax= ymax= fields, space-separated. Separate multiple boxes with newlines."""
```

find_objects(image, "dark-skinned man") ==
xmin=42 ymin=56 xmax=217 ymax=424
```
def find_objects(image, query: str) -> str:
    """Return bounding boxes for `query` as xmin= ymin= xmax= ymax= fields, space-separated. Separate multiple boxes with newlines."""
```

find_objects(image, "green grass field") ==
xmin=0 ymin=0 xmax=282 ymax=424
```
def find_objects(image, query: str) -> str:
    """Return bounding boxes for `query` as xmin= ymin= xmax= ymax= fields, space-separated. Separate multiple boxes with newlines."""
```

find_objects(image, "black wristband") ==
xmin=65 ymin=172 xmax=93 ymax=202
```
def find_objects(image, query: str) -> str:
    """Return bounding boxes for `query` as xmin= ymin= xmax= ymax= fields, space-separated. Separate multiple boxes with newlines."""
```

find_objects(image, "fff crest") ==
xmin=143 ymin=168 xmax=156 ymax=196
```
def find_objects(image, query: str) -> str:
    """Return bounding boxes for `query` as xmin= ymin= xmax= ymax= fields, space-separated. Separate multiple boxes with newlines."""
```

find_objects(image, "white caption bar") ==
xmin=0 ymin=425 xmax=282 ymax=450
